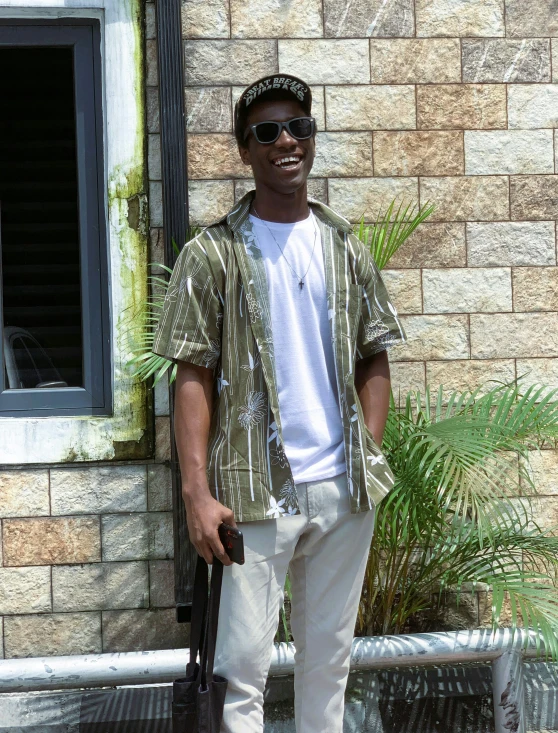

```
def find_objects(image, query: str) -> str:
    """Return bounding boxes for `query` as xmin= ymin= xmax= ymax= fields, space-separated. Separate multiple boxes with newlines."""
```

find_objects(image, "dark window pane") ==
xmin=0 ymin=47 xmax=83 ymax=389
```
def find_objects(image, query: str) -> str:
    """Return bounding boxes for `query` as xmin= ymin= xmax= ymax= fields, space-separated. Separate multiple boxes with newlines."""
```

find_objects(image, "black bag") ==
xmin=172 ymin=556 xmax=228 ymax=733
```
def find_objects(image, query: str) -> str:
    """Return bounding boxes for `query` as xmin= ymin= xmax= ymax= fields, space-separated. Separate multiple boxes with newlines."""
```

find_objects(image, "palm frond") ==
xmin=125 ymin=227 xmax=202 ymax=385
xmin=354 ymin=199 xmax=434 ymax=270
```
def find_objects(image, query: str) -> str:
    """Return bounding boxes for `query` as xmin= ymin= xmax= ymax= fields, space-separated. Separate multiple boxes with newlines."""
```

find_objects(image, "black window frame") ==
xmin=0 ymin=19 xmax=111 ymax=417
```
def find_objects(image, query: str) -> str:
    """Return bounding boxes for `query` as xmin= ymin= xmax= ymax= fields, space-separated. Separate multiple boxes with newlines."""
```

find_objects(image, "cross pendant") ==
xmin=299 ymin=280 xmax=304 ymax=290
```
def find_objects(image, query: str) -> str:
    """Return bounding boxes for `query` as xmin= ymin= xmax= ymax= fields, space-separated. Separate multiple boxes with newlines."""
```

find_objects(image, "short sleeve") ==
xmin=152 ymin=236 xmax=224 ymax=370
xmin=353 ymin=237 xmax=407 ymax=361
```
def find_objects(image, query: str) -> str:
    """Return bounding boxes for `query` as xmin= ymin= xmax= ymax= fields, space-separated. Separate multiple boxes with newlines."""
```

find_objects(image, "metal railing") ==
xmin=0 ymin=629 xmax=543 ymax=732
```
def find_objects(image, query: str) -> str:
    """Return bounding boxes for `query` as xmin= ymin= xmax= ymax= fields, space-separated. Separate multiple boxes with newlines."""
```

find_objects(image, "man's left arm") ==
xmin=355 ymin=350 xmax=391 ymax=446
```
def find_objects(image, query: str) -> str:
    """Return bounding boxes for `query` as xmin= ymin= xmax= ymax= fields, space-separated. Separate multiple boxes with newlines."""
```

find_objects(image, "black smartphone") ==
xmin=218 ymin=523 xmax=245 ymax=565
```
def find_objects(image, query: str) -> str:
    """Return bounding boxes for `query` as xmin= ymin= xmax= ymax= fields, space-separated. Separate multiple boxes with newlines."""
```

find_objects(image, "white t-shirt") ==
xmin=249 ymin=211 xmax=346 ymax=484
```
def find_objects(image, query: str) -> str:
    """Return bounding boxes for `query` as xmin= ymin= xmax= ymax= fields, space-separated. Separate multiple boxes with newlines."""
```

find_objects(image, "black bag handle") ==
xmin=199 ymin=558 xmax=224 ymax=688
xmin=187 ymin=555 xmax=209 ymax=677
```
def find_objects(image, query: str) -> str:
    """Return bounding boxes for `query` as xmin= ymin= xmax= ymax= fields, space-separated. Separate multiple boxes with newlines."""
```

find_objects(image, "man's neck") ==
xmin=251 ymin=182 xmax=309 ymax=223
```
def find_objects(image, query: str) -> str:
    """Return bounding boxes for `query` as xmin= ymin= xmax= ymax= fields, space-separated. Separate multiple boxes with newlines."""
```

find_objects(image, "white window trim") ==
xmin=0 ymin=0 xmax=149 ymax=463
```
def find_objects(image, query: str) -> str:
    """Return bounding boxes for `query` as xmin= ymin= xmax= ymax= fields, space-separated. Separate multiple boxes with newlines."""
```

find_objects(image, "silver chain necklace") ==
xmin=252 ymin=206 xmax=318 ymax=291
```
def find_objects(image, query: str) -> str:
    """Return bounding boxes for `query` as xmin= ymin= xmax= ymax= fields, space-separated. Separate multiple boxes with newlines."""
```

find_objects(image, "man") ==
xmin=153 ymin=74 xmax=406 ymax=733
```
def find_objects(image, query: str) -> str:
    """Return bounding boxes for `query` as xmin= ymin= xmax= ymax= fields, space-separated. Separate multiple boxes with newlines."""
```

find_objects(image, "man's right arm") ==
xmin=174 ymin=360 xmax=236 ymax=566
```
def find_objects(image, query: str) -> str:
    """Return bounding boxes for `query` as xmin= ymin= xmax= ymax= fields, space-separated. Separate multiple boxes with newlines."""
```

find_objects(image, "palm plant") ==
xmin=126 ymin=231 xmax=201 ymax=385
xmin=357 ymin=384 xmax=558 ymax=657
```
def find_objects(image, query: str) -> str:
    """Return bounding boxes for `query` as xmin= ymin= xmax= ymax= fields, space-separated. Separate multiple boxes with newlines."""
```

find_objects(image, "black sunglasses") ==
xmin=244 ymin=116 xmax=316 ymax=145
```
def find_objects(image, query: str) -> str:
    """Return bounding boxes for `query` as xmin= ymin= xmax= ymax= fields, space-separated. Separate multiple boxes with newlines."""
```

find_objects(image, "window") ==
xmin=0 ymin=20 xmax=110 ymax=416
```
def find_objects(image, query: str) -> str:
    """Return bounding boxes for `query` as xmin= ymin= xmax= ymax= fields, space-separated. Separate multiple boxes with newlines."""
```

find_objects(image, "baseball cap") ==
xmin=234 ymin=74 xmax=312 ymax=146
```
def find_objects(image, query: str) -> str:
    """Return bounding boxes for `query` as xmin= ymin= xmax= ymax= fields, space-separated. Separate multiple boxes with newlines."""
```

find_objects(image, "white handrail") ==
xmin=0 ymin=628 xmax=544 ymax=693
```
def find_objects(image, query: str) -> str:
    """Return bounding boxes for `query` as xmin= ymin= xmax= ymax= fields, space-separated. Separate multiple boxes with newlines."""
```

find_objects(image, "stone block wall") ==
xmin=0 ymin=464 xmax=187 ymax=658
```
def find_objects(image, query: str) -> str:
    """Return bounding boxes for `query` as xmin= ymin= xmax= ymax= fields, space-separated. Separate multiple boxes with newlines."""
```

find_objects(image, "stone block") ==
xmin=149 ymin=560 xmax=175 ymax=608
xmin=324 ymin=0 xmax=414 ymax=38
xmin=145 ymin=3 xmax=156 ymax=40
xmin=149 ymin=180 xmax=163 ymax=227
xmin=3 ymin=517 xmax=101 ymax=567
xmin=185 ymin=41 xmax=277 ymax=86
xmin=529 ymin=497 xmax=558 ymax=533
xmin=0 ymin=619 xmax=3 ymax=659
xmin=149 ymin=228 xmax=164 ymax=267
xmin=0 ymin=470 xmax=49 ymax=518
xmin=185 ymin=87 xmax=232 ymax=133
xmin=102 ymin=609 xmax=189 ymax=652
xmin=389 ymin=315 xmax=469 ymax=362
xmin=510 ymin=176 xmax=558 ymax=221
xmin=467 ymin=222 xmax=556 ymax=267
xmin=146 ymin=40 xmax=158 ymax=87
xmin=505 ymin=0 xmax=558 ymax=37
xmin=325 ymin=85 xmax=415 ymax=131
xmin=381 ymin=270 xmax=422 ymax=314
xmin=278 ymin=40 xmax=370 ymax=84
xmin=309 ymin=86 xmax=325 ymax=131
xmin=155 ymin=416 xmax=172 ymax=462
xmin=148 ymin=464 xmax=172 ymax=512
xmin=154 ymin=372 xmax=170 ymax=417
xmin=426 ymin=359 xmax=516 ymax=397
xmin=4 ymin=613 xmax=102 ymax=658
xmin=465 ymin=130 xmax=554 ymax=175
xmin=312 ymin=132 xmax=373 ymax=178
xmin=181 ymin=0 xmax=230 ymax=39
xmin=188 ymin=180 xmax=235 ymax=225
xmin=234 ymin=179 xmax=255 ymax=201
xmin=554 ymin=40 xmax=558 ymax=82
xmin=148 ymin=134 xmax=161 ymax=180
xmin=421 ymin=176 xmax=509 ymax=222
xmin=423 ymin=268 xmax=512 ymax=314
xmin=52 ymin=562 xmax=149 ymax=612
xmin=232 ymin=0 xmax=322 ymax=38
xmin=513 ymin=267 xmax=558 ymax=312
xmin=439 ymin=590 xmax=479 ymax=629
xmin=146 ymin=87 xmax=160 ymax=133
xmin=416 ymin=0 xmax=504 ymax=37
xmin=470 ymin=313 xmax=558 ymax=359
xmin=417 ymin=84 xmax=506 ymax=130
xmin=50 ymin=465 xmax=147 ymax=515
xmin=462 ymin=39 xmax=550 ymax=83
xmin=328 ymin=177 xmax=418 ymax=222
xmin=508 ymin=85 xmax=558 ymax=128
xmin=0 ymin=567 xmax=51 ymax=615
xmin=517 ymin=358 xmax=558 ymax=400
xmin=523 ymin=450 xmax=558 ymax=496
xmin=389 ymin=223 xmax=466 ymax=269
xmin=370 ymin=39 xmax=460 ymax=83
xmin=102 ymin=513 xmax=173 ymax=561
xmin=188 ymin=134 xmax=247 ymax=179
xmin=389 ymin=362 xmax=426 ymax=403
xmin=374 ymin=131 xmax=464 ymax=176
xmin=307 ymin=179 xmax=328 ymax=203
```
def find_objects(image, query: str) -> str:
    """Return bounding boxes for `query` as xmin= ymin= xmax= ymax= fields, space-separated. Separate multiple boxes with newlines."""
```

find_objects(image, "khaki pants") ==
xmin=213 ymin=472 xmax=376 ymax=732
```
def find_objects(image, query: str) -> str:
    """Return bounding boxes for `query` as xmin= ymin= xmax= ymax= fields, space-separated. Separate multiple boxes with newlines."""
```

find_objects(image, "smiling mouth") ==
xmin=272 ymin=155 xmax=303 ymax=171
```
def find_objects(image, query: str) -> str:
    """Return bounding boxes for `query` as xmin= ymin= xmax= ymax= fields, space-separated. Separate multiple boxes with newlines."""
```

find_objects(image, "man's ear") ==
xmin=239 ymin=144 xmax=251 ymax=167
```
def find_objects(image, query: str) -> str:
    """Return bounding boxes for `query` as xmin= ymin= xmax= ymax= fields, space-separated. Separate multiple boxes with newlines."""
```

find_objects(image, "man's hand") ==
xmin=183 ymin=485 xmax=236 ymax=566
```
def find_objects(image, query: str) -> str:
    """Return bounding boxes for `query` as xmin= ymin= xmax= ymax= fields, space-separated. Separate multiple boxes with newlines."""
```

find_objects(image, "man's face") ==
xmin=239 ymin=99 xmax=315 ymax=195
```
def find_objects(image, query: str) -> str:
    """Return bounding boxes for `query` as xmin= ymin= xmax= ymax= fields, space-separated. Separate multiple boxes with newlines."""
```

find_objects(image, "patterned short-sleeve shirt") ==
xmin=153 ymin=192 xmax=406 ymax=522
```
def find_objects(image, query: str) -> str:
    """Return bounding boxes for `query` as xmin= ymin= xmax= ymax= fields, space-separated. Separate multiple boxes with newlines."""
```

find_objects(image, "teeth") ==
xmin=274 ymin=156 xmax=301 ymax=166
